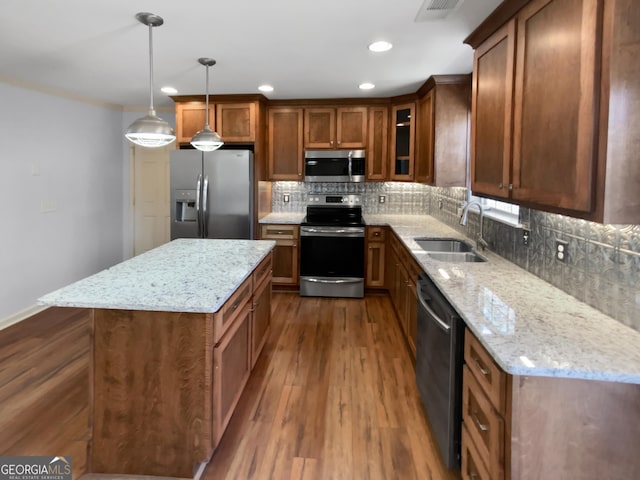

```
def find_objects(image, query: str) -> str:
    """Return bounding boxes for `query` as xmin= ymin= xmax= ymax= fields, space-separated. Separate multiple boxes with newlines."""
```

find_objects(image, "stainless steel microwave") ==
xmin=304 ymin=150 xmax=366 ymax=182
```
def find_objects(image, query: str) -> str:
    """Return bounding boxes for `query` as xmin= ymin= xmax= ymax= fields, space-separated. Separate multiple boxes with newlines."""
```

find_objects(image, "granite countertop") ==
xmin=259 ymin=212 xmax=306 ymax=224
xmin=39 ymin=239 xmax=276 ymax=314
xmin=365 ymin=214 xmax=640 ymax=385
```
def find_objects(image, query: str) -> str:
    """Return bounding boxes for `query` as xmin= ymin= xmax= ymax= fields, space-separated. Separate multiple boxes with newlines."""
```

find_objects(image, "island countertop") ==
xmin=39 ymin=239 xmax=276 ymax=313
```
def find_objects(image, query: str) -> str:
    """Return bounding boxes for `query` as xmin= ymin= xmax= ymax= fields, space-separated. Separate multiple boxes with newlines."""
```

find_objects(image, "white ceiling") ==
xmin=0 ymin=0 xmax=501 ymax=108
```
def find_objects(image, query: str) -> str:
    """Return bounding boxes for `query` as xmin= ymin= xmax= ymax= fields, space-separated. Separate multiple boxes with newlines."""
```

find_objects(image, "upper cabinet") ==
xmin=216 ymin=103 xmax=256 ymax=142
xmin=467 ymin=0 xmax=640 ymax=224
xmin=367 ymin=106 xmax=389 ymax=181
xmin=304 ymin=106 xmax=368 ymax=149
xmin=174 ymin=98 xmax=258 ymax=145
xmin=175 ymin=103 xmax=216 ymax=144
xmin=415 ymin=75 xmax=471 ymax=186
xmin=267 ymin=107 xmax=304 ymax=180
xmin=389 ymin=103 xmax=416 ymax=181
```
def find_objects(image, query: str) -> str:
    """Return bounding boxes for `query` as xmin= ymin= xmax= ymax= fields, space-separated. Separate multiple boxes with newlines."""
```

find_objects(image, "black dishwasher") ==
xmin=415 ymin=272 xmax=465 ymax=469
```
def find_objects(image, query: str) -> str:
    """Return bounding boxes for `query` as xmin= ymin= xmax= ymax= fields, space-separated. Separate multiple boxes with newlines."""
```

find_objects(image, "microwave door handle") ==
xmin=417 ymin=286 xmax=451 ymax=332
xmin=348 ymin=151 xmax=353 ymax=181
xmin=195 ymin=174 xmax=202 ymax=237
xmin=202 ymin=175 xmax=209 ymax=238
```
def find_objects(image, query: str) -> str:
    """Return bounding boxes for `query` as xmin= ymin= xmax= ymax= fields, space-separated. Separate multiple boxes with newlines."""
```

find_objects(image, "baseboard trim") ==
xmin=0 ymin=304 xmax=48 ymax=331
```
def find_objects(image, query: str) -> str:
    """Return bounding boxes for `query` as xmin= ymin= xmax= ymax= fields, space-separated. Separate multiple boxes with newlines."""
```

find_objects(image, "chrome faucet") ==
xmin=459 ymin=200 xmax=488 ymax=251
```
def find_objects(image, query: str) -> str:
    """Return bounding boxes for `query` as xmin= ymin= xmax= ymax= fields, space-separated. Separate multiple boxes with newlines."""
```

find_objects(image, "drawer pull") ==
xmin=472 ymin=355 xmax=490 ymax=377
xmin=470 ymin=471 xmax=479 ymax=480
xmin=232 ymin=301 xmax=239 ymax=311
xmin=471 ymin=411 xmax=489 ymax=432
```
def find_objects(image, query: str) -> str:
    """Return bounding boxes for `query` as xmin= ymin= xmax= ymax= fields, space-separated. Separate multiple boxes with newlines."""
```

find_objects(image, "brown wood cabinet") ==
xmin=468 ymin=0 xmax=640 ymax=223
xmin=174 ymin=100 xmax=257 ymax=145
xmin=212 ymin=302 xmax=251 ymax=447
xmin=304 ymin=106 xmax=368 ymax=149
xmin=462 ymin=327 xmax=640 ymax=480
xmin=267 ymin=107 xmax=304 ymax=180
xmin=367 ymin=106 xmax=389 ymax=180
xmin=415 ymin=75 xmax=470 ymax=186
xmin=260 ymin=224 xmax=299 ymax=286
xmin=250 ymin=255 xmax=272 ymax=369
xmin=365 ymin=226 xmax=386 ymax=288
xmin=216 ymin=102 xmax=256 ymax=142
xmin=175 ymin=102 xmax=216 ymax=144
xmin=386 ymin=230 xmax=420 ymax=357
xmin=389 ymin=103 xmax=416 ymax=181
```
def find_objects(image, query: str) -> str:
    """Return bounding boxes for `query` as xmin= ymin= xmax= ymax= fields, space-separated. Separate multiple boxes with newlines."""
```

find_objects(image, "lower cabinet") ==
xmin=251 ymin=276 xmax=271 ymax=369
xmin=462 ymin=327 xmax=640 ymax=480
xmin=211 ymin=252 xmax=272 ymax=449
xmin=260 ymin=224 xmax=299 ymax=286
xmin=366 ymin=226 xmax=386 ymax=288
xmin=212 ymin=303 xmax=252 ymax=446
xmin=386 ymin=230 xmax=420 ymax=358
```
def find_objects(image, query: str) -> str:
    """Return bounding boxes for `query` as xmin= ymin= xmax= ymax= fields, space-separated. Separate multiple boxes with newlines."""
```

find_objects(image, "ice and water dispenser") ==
xmin=174 ymin=189 xmax=198 ymax=222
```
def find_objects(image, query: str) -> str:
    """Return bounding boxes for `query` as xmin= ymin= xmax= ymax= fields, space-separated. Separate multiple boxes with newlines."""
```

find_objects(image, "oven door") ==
xmin=299 ymin=226 xmax=365 ymax=298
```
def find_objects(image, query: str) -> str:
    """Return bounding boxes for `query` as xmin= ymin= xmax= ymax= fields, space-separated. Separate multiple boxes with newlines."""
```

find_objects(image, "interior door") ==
xmin=132 ymin=144 xmax=171 ymax=256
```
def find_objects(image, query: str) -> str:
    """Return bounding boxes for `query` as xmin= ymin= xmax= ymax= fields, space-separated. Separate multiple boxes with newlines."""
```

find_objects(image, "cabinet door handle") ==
xmin=469 ymin=471 xmax=479 ymax=480
xmin=471 ymin=410 xmax=489 ymax=432
xmin=472 ymin=354 xmax=490 ymax=377
xmin=498 ymin=183 xmax=504 ymax=189
xmin=231 ymin=301 xmax=240 ymax=311
xmin=508 ymin=183 xmax=513 ymax=191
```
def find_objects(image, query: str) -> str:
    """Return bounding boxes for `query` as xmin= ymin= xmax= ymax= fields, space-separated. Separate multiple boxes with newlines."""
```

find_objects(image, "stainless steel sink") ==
xmin=414 ymin=238 xmax=474 ymax=253
xmin=427 ymin=251 xmax=487 ymax=263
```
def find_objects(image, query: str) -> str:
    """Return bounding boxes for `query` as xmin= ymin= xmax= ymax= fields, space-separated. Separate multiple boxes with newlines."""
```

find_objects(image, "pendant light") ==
xmin=190 ymin=58 xmax=224 ymax=151
xmin=125 ymin=12 xmax=175 ymax=148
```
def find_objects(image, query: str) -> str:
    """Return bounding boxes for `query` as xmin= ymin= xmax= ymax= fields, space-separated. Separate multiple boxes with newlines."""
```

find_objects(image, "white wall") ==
xmin=0 ymin=82 xmax=125 ymax=319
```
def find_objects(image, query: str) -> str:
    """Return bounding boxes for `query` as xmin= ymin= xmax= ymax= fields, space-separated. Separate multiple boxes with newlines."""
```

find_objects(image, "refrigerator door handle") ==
xmin=195 ymin=174 xmax=203 ymax=237
xmin=202 ymin=175 xmax=209 ymax=238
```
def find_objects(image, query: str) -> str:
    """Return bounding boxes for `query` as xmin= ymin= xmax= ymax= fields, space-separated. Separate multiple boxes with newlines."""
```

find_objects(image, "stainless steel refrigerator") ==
xmin=170 ymin=149 xmax=254 ymax=240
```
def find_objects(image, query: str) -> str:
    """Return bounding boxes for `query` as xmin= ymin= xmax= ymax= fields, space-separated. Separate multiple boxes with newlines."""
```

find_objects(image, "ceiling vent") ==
xmin=415 ymin=0 xmax=464 ymax=22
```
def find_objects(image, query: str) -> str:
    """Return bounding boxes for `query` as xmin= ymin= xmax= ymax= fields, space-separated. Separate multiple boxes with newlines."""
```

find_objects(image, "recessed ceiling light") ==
xmin=161 ymin=86 xmax=178 ymax=95
xmin=368 ymin=41 xmax=393 ymax=53
xmin=258 ymin=85 xmax=274 ymax=93
xmin=359 ymin=83 xmax=375 ymax=90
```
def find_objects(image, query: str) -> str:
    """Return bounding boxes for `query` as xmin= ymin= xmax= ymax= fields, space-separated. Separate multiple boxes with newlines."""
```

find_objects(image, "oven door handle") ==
xmin=301 ymin=227 xmax=364 ymax=236
xmin=304 ymin=278 xmax=362 ymax=284
xmin=418 ymin=286 xmax=451 ymax=333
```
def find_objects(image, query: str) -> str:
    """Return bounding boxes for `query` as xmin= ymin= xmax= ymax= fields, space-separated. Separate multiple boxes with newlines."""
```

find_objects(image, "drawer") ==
xmin=465 ymin=329 xmax=507 ymax=414
xmin=253 ymin=252 xmax=273 ymax=288
xmin=261 ymin=224 xmax=298 ymax=240
xmin=463 ymin=365 xmax=504 ymax=480
xmin=213 ymin=275 xmax=252 ymax=344
xmin=367 ymin=226 xmax=386 ymax=242
xmin=462 ymin=424 xmax=492 ymax=480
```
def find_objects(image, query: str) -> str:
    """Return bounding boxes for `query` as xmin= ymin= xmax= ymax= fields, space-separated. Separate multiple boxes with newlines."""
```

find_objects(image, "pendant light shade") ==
xmin=125 ymin=12 xmax=175 ymax=148
xmin=191 ymin=58 xmax=224 ymax=152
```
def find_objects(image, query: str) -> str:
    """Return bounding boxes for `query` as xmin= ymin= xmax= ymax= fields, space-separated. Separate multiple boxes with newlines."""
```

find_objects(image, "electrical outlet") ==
xmin=522 ymin=229 xmax=530 ymax=246
xmin=379 ymin=195 xmax=386 ymax=204
xmin=283 ymin=194 xmax=290 ymax=203
xmin=555 ymin=239 xmax=568 ymax=262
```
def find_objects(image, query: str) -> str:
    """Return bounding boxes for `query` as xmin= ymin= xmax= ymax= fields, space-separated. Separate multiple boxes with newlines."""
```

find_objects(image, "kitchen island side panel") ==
xmin=90 ymin=309 xmax=213 ymax=477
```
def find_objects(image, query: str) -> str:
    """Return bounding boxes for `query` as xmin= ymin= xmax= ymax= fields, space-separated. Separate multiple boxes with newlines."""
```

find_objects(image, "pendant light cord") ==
xmin=204 ymin=65 xmax=210 ymax=128
xmin=148 ymin=23 xmax=155 ymax=112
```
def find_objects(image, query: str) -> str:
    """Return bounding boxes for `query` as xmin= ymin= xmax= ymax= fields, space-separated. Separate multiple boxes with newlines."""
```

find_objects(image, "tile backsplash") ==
xmin=270 ymin=181 xmax=640 ymax=332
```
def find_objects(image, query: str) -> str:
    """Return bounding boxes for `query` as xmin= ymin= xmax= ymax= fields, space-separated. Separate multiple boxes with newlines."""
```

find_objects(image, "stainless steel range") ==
xmin=299 ymin=194 xmax=365 ymax=298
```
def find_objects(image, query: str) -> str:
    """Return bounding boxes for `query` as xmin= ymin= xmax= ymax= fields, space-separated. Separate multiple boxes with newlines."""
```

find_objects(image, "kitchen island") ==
xmin=39 ymin=239 xmax=275 ymax=478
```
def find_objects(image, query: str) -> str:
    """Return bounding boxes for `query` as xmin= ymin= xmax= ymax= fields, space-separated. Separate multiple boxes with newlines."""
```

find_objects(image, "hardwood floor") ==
xmin=204 ymin=293 xmax=460 ymax=480
xmin=0 ymin=307 xmax=90 ymax=479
